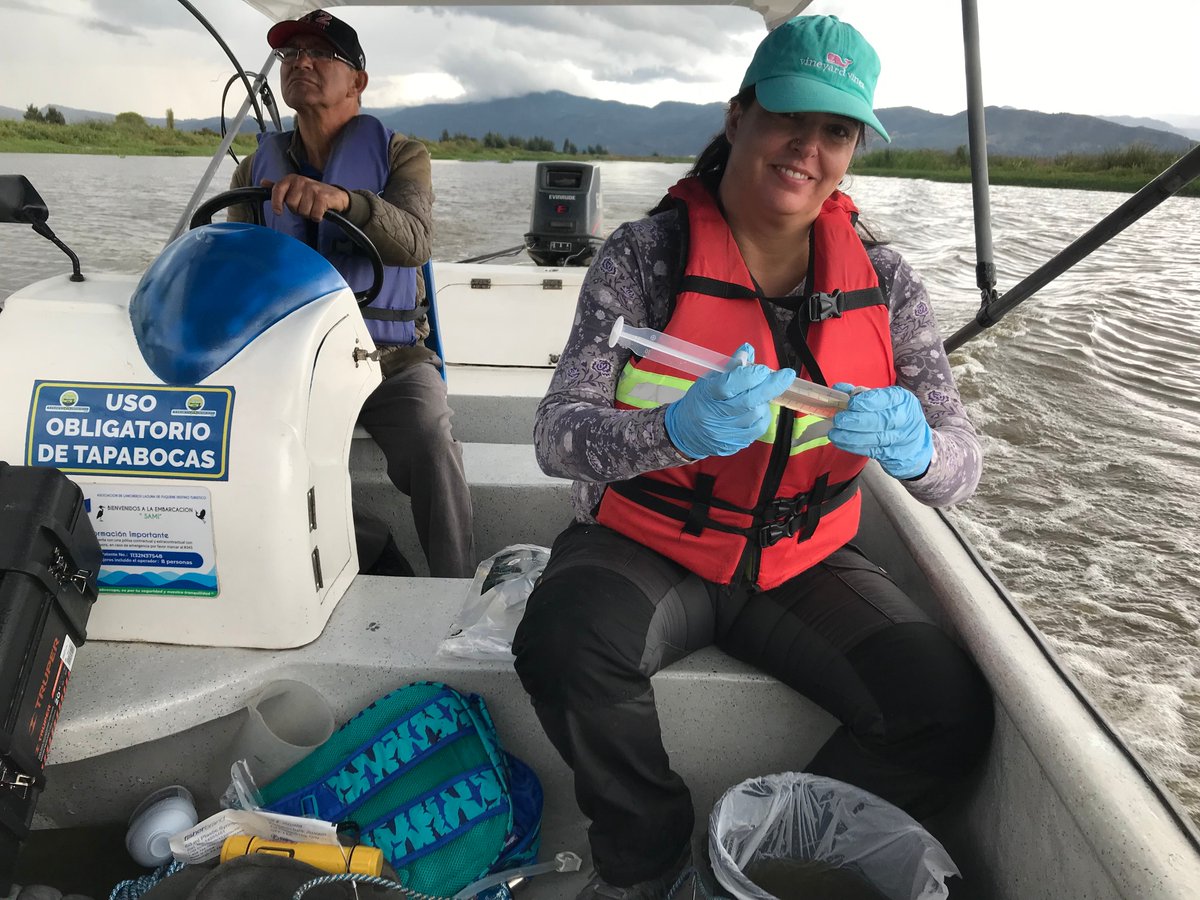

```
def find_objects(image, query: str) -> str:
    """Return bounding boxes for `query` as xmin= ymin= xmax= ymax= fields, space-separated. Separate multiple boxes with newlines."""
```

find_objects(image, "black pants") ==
xmin=512 ymin=522 xmax=994 ymax=887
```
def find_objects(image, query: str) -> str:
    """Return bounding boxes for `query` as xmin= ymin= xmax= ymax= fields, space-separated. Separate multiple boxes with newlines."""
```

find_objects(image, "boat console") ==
xmin=0 ymin=180 xmax=382 ymax=649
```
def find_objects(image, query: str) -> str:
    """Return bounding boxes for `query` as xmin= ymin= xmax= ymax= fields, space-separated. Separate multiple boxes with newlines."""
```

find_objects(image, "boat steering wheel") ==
xmin=189 ymin=186 xmax=384 ymax=307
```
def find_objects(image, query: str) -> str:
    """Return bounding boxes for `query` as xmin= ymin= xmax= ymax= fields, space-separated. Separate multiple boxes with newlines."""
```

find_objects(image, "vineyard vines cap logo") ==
xmin=266 ymin=8 xmax=366 ymax=70
xmin=740 ymin=14 xmax=891 ymax=142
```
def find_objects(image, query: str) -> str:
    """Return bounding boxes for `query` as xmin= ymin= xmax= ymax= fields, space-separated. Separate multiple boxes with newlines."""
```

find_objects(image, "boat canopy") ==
xmin=240 ymin=0 xmax=815 ymax=28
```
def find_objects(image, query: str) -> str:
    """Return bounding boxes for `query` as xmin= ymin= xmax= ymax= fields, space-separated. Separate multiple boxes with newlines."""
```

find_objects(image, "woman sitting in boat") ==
xmin=513 ymin=14 xmax=994 ymax=899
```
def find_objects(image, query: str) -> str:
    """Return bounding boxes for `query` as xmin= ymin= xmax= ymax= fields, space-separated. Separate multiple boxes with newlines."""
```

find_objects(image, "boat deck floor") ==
xmin=11 ymin=830 xmax=694 ymax=898
xmin=13 ymin=827 xmax=978 ymax=898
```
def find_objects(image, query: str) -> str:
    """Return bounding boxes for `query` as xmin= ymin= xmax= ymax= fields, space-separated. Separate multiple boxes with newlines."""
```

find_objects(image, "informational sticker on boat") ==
xmin=81 ymin=484 xmax=219 ymax=596
xmin=25 ymin=381 xmax=234 ymax=480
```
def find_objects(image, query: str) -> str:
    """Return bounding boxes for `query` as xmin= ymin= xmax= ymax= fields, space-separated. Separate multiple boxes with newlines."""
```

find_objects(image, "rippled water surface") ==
xmin=2 ymin=153 xmax=1198 ymax=820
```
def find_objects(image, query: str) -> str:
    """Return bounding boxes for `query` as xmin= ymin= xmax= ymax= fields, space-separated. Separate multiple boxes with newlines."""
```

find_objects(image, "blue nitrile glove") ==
xmin=827 ymin=383 xmax=934 ymax=480
xmin=664 ymin=344 xmax=796 ymax=460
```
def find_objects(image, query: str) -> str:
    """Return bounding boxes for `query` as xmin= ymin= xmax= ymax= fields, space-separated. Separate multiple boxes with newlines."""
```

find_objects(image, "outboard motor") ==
xmin=524 ymin=162 xmax=603 ymax=267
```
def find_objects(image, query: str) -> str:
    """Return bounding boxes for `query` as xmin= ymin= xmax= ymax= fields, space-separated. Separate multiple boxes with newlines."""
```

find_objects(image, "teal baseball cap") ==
xmin=740 ymin=15 xmax=891 ymax=142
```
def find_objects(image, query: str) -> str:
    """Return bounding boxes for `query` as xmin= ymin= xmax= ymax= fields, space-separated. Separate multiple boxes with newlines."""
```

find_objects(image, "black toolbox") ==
xmin=0 ymin=462 xmax=100 ymax=887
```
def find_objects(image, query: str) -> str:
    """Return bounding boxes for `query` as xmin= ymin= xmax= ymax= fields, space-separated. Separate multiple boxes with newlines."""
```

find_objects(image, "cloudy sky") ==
xmin=3 ymin=0 xmax=1197 ymax=128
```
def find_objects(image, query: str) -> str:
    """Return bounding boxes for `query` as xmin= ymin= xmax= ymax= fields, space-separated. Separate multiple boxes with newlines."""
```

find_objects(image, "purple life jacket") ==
xmin=251 ymin=115 xmax=422 ymax=346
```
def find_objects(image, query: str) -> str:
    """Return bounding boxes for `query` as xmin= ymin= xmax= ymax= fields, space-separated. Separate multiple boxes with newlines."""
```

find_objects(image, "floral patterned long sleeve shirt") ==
xmin=534 ymin=208 xmax=982 ymax=523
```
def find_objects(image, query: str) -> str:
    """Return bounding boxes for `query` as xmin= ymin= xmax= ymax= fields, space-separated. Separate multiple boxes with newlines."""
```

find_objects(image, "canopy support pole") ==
xmin=961 ymin=0 xmax=997 ymax=313
xmin=166 ymin=53 xmax=276 ymax=248
xmin=945 ymin=144 xmax=1200 ymax=352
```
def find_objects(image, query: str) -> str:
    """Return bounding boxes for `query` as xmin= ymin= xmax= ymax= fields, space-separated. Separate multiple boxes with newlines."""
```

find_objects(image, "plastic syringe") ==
xmin=608 ymin=316 xmax=850 ymax=419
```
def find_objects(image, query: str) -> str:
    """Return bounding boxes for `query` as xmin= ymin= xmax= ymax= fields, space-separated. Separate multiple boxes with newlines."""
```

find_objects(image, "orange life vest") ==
xmin=595 ymin=177 xmax=895 ymax=589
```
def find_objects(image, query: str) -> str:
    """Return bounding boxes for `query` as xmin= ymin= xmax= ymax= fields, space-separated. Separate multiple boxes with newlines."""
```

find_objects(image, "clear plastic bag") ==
xmin=709 ymin=772 xmax=959 ymax=900
xmin=217 ymin=759 xmax=265 ymax=811
xmin=437 ymin=544 xmax=550 ymax=660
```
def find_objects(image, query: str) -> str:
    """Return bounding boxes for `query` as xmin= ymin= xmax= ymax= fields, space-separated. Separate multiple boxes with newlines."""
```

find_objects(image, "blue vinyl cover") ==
xmin=130 ymin=223 xmax=348 ymax=385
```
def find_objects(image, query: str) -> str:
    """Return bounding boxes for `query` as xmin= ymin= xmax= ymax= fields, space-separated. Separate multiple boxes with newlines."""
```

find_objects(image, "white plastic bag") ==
xmin=709 ymin=772 xmax=959 ymax=900
xmin=437 ymin=544 xmax=550 ymax=660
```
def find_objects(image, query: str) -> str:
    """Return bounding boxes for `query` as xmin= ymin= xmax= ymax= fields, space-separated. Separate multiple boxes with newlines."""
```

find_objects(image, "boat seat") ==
xmin=443 ymin=366 xmax=555 ymax=444
xmin=351 ymin=436 xmax=569 ymax=575
xmin=350 ymin=366 xmax=564 ymax=572
xmin=353 ymin=366 xmax=554 ymax=446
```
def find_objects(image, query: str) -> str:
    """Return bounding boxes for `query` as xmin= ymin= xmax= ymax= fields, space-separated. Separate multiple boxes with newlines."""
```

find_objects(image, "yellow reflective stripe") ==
xmin=763 ymin=409 xmax=831 ymax=454
xmin=790 ymin=415 xmax=832 ymax=455
xmin=617 ymin=380 xmax=688 ymax=408
xmin=758 ymin=407 xmax=781 ymax=444
xmin=616 ymin=362 xmax=829 ymax=453
xmin=793 ymin=435 xmax=832 ymax=453
xmin=614 ymin=362 xmax=692 ymax=409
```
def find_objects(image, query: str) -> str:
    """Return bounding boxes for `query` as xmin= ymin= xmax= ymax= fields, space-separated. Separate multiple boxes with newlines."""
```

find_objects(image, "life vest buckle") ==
xmin=759 ymin=490 xmax=816 ymax=547
xmin=806 ymin=290 xmax=845 ymax=322
xmin=764 ymin=495 xmax=803 ymax=520
xmin=758 ymin=520 xmax=795 ymax=548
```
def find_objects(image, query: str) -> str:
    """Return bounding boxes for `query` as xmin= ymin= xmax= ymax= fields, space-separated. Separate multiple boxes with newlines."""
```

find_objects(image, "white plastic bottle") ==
xmin=125 ymin=785 xmax=198 ymax=867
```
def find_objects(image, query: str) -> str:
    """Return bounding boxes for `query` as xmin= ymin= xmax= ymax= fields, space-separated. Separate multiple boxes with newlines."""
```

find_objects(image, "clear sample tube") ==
xmin=453 ymin=851 xmax=583 ymax=899
xmin=608 ymin=316 xmax=850 ymax=419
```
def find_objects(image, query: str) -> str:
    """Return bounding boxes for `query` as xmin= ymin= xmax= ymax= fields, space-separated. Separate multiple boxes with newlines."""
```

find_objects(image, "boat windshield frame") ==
xmin=166 ymin=50 xmax=277 ymax=246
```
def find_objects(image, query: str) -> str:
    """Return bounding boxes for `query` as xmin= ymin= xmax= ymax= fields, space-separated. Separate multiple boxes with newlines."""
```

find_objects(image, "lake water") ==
xmin=2 ymin=153 xmax=1198 ymax=822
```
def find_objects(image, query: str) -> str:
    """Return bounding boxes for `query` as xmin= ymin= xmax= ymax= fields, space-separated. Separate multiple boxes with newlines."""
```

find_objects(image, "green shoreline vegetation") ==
xmin=853 ymin=145 xmax=1200 ymax=197
xmin=2 ymin=114 xmax=1196 ymax=197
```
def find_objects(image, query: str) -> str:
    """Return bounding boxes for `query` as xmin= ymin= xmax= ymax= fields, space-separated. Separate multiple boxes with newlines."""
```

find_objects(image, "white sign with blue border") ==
xmin=81 ymin=484 xmax=219 ymax=596
xmin=26 ymin=381 xmax=234 ymax=480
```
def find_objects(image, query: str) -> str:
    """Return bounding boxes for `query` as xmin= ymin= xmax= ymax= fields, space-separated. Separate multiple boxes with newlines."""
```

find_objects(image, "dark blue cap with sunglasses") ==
xmin=267 ymin=9 xmax=365 ymax=70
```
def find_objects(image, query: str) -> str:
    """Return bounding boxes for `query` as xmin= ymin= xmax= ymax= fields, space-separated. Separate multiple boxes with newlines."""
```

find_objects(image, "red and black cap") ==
xmin=267 ymin=9 xmax=365 ymax=70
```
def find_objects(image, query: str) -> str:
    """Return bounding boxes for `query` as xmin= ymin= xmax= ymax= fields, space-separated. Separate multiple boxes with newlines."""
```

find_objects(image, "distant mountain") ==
xmin=373 ymin=93 xmax=1195 ymax=157
xmin=368 ymin=91 xmax=726 ymax=157
xmin=1100 ymin=114 xmax=1200 ymax=142
xmin=4 ymin=94 xmax=1194 ymax=158
xmin=1166 ymin=114 xmax=1200 ymax=132
xmin=878 ymin=106 xmax=1194 ymax=155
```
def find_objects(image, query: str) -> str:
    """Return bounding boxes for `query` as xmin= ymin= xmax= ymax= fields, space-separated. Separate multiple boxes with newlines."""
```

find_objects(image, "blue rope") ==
xmin=108 ymin=860 xmax=186 ymax=900
xmin=291 ymin=873 xmax=454 ymax=899
xmin=291 ymin=873 xmax=513 ymax=899
xmin=292 ymin=861 xmax=728 ymax=900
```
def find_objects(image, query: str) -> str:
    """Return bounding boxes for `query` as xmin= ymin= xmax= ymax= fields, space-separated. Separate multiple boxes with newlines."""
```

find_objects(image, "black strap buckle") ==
xmin=758 ymin=519 xmax=796 ymax=548
xmin=806 ymin=290 xmax=844 ymax=322
xmin=757 ymin=474 xmax=838 ymax=548
xmin=759 ymin=488 xmax=815 ymax=546
xmin=763 ymin=495 xmax=801 ymax=521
